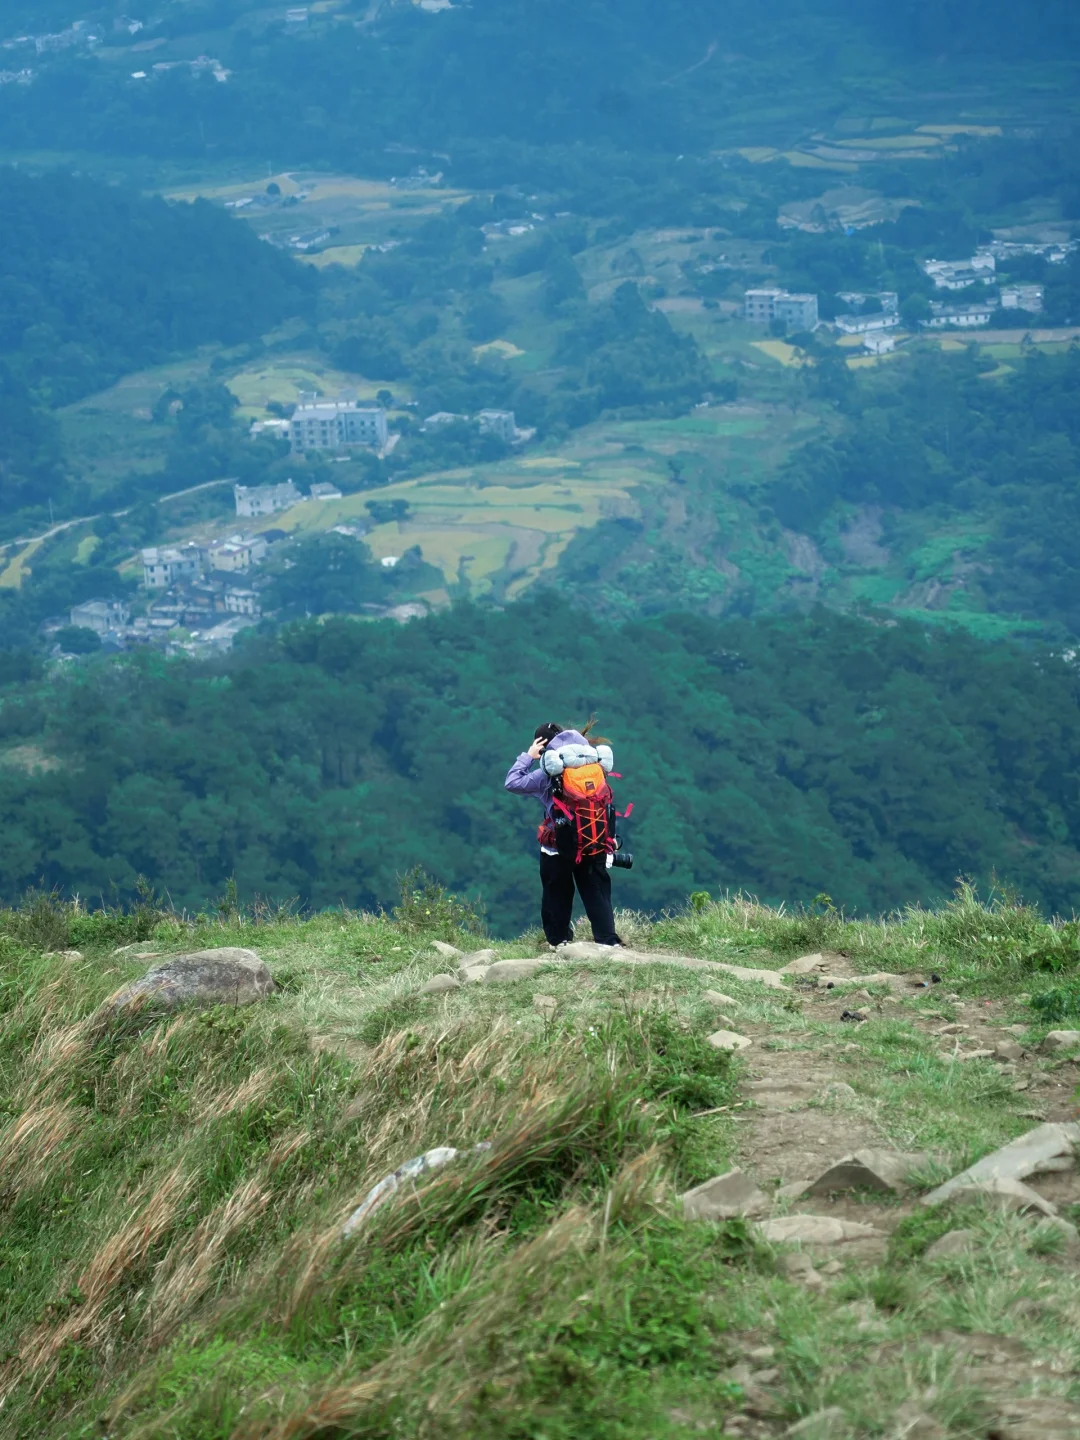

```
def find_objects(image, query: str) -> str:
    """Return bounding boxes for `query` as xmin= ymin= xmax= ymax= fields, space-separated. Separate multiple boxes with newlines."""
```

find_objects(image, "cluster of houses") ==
xmin=744 ymin=235 xmax=1073 ymax=345
xmin=421 ymin=408 xmax=536 ymax=444
xmin=58 ymin=473 xmax=363 ymax=657
xmin=915 ymin=243 xmax=1073 ymax=329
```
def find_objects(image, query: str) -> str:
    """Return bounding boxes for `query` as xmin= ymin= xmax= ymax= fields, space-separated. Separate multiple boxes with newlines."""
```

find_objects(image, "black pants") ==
xmin=539 ymin=852 xmax=621 ymax=947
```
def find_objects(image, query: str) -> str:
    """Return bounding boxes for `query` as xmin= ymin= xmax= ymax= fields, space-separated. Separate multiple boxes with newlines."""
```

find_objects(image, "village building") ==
xmin=924 ymin=303 xmax=995 ymax=329
xmin=69 ymin=598 xmax=130 ymax=634
xmin=863 ymin=333 xmax=897 ymax=356
xmin=223 ymin=588 xmax=262 ymax=618
xmin=142 ymin=545 xmax=202 ymax=590
xmin=422 ymin=411 xmax=468 ymax=429
xmin=202 ymin=534 xmax=270 ymax=573
xmin=833 ymin=312 xmax=900 ymax=336
xmin=477 ymin=410 xmax=520 ymax=444
xmin=234 ymin=479 xmax=302 ymax=517
xmin=288 ymin=400 xmax=388 ymax=454
xmin=836 ymin=290 xmax=899 ymax=315
xmin=922 ymin=255 xmax=996 ymax=291
xmin=1000 ymin=284 xmax=1044 ymax=312
xmin=309 ymin=481 xmax=343 ymax=501
xmin=743 ymin=289 xmax=819 ymax=330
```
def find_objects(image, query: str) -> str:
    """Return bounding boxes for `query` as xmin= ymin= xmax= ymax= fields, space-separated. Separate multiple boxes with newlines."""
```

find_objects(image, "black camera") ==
xmin=611 ymin=852 xmax=634 ymax=870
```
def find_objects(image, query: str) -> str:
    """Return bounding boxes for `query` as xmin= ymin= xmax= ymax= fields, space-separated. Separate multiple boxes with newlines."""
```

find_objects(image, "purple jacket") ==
xmin=504 ymin=729 xmax=589 ymax=821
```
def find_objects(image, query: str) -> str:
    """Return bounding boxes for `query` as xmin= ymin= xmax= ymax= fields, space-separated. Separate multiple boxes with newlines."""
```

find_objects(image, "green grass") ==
xmin=2 ymin=881 xmax=1080 ymax=1436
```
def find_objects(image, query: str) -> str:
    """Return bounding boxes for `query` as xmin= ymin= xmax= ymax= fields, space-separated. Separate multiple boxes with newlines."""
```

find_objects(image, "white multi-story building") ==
xmin=743 ymin=289 xmax=819 ymax=330
xmin=223 ymin=589 xmax=261 ymax=618
xmin=234 ymin=480 xmax=302 ymax=517
xmin=142 ymin=545 xmax=201 ymax=590
xmin=288 ymin=400 xmax=388 ymax=454
xmin=203 ymin=534 xmax=270 ymax=573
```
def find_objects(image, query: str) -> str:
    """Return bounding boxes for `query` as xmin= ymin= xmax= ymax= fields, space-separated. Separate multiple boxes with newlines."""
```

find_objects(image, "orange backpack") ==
xmin=556 ymin=759 xmax=613 ymax=861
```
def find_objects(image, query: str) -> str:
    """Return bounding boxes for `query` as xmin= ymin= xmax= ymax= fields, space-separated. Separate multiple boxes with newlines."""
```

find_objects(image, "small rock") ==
xmin=781 ymin=953 xmax=829 ymax=975
xmin=818 ymin=1259 xmax=843 ymax=1275
xmin=744 ymin=1344 xmax=776 ymax=1362
xmin=751 ymin=1367 xmax=781 ymax=1384
xmin=430 ymin=940 xmax=463 ymax=959
xmin=1042 ymin=1030 xmax=1080 ymax=1053
xmin=465 ymin=948 xmax=498 ymax=964
xmin=483 ymin=958 xmax=545 ymax=984
xmin=994 ymin=1039 xmax=1024 ymax=1063
xmin=420 ymin=973 xmax=460 ymax=994
xmin=706 ymin=1029 xmax=753 ymax=1052
xmin=45 ymin=948 xmax=84 ymax=961
xmin=777 ymin=1251 xmax=823 ymax=1287
xmin=460 ymin=965 xmax=489 ymax=983
xmin=840 ymin=1010 xmax=866 ymax=1023
xmin=923 ymin=1228 xmax=977 ymax=1261
xmin=820 ymin=1081 xmax=856 ymax=1101
xmin=757 ymin=1214 xmax=885 ymax=1247
xmin=785 ymin=1408 xmax=845 ymax=1438
xmin=806 ymin=1148 xmax=930 ymax=1196
xmin=1003 ymin=1024 xmax=1029 ymax=1036
xmin=1026 ymin=1215 xmax=1080 ymax=1254
xmin=680 ymin=1167 xmax=770 ymax=1220
xmin=936 ymin=1023 xmax=967 ymax=1035
xmin=947 ymin=1047 xmax=995 ymax=1062
xmin=702 ymin=989 xmax=737 ymax=1006
xmin=532 ymin=993 xmax=559 ymax=1017
xmin=944 ymin=1176 xmax=1057 ymax=1217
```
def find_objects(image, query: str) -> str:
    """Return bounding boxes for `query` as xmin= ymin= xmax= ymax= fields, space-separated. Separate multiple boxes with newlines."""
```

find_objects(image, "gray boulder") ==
xmin=483 ymin=958 xmax=545 ymax=984
xmin=103 ymin=948 xmax=275 ymax=1014
xmin=806 ymin=1149 xmax=930 ymax=1196
xmin=921 ymin=1121 xmax=1080 ymax=1207
xmin=1042 ymin=1030 xmax=1080 ymax=1053
xmin=420 ymin=973 xmax=461 ymax=994
xmin=944 ymin=1176 xmax=1057 ymax=1217
xmin=757 ymin=1214 xmax=884 ymax=1247
xmin=706 ymin=1028 xmax=752 ymax=1052
xmin=430 ymin=940 xmax=463 ymax=959
xmin=680 ymin=1167 xmax=769 ymax=1220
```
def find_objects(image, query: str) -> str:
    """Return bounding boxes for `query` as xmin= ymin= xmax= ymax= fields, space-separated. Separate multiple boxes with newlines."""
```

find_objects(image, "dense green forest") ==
xmin=3 ymin=0 xmax=1079 ymax=183
xmin=772 ymin=345 xmax=1080 ymax=635
xmin=0 ymin=170 xmax=313 ymax=532
xmin=2 ymin=604 xmax=1079 ymax=933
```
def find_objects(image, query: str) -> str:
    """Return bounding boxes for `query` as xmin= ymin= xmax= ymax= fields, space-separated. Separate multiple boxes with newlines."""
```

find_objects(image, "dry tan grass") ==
xmin=3 ymin=1165 xmax=194 ymax=1401
xmin=147 ymin=1175 xmax=272 ymax=1345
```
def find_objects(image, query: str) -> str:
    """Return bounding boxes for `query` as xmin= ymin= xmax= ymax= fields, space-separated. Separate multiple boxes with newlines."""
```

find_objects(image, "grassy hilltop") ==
xmin=3 ymin=881 xmax=1080 ymax=1438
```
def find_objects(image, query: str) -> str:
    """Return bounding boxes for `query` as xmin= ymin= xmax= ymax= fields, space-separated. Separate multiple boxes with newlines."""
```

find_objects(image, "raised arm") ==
xmin=505 ymin=753 xmax=549 ymax=796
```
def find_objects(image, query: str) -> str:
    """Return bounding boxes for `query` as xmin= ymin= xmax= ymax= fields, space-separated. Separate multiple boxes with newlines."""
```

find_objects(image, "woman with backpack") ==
xmin=505 ymin=721 xmax=624 ymax=949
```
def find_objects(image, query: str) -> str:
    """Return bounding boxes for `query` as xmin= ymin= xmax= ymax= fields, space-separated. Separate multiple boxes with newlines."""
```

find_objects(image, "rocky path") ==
xmin=422 ymin=939 xmax=1080 ymax=1439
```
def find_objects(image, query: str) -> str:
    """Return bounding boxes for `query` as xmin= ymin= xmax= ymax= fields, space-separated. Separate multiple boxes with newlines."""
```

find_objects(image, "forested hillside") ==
xmin=2 ymin=604 xmax=1079 ymax=932
xmin=772 ymin=346 xmax=1080 ymax=636
xmin=0 ymin=170 xmax=314 ymax=532
xmin=3 ymin=0 xmax=1078 ymax=179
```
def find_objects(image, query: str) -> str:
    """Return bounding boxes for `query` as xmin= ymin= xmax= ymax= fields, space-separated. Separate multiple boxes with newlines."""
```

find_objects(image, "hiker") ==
xmin=505 ymin=722 xmax=624 ymax=949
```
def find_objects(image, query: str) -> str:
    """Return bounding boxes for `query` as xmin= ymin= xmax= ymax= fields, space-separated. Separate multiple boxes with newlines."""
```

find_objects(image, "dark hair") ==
xmin=577 ymin=714 xmax=610 ymax=745
xmin=534 ymin=722 xmax=562 ymax=743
